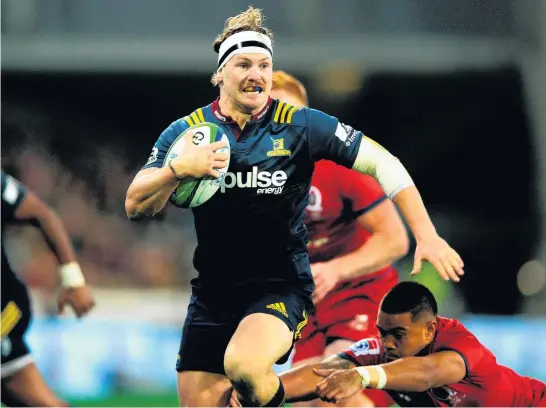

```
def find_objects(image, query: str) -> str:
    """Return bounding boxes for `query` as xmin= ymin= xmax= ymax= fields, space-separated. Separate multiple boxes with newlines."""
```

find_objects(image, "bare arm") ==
xmin=314 ymin=351 xmax=467 ymax=403
xmin=125 ymin=167 xmax=180 ymax=220
xmin=125 ymin=132 xmax=228 ymax=220
xmin=282 ymin=355 xmax=356 ymax=403
xmin=327 ymin=199 xmax=409 ymax=282
xmin=365 ymin=351 xmax=466 ymax=392
xmin=15 ymin=190 xmax=77 ymax=265
xmin=351 ymin=137 xmax=464 ymax=281
xmin=12 ymin=185 xmax=95 ymax=316
xmin=392 ymin=186 xmax=437 ymax=242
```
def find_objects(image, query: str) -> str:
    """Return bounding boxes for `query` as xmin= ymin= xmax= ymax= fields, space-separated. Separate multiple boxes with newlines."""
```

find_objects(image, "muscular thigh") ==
xmin=177 ymin=294 xmax=238 ymax=375
xmin=226 ymin=291 xmax=310 ymax=369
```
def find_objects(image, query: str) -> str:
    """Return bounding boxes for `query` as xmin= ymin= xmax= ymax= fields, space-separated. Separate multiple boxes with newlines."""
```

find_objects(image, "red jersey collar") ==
xmin=211 ymin=97 xmax=273 ymax=123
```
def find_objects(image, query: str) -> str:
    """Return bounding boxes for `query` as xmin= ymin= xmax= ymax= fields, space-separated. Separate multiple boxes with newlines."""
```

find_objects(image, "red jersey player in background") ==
xmin=271 ymin=71 xmax=409 ymax=407
xmin=231 ymin=281 xmax=546 ymax=407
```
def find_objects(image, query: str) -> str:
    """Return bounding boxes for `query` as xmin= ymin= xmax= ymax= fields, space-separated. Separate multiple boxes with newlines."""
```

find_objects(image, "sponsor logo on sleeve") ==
xmin=349 ymin=338 xmax=380 ymax=356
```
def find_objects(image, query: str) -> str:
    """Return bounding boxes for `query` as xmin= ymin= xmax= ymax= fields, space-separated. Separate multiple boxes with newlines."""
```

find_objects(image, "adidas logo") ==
xmin=266 ymin=302 xmax=288 ymax=318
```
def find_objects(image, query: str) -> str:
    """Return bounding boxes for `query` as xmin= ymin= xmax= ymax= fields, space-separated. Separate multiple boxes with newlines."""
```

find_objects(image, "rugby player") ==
xmin=230 ymin=282 xmax=546 ymax=407
xmin=1 ymin=169 xmax=95 ymax=407
xmin=125 ymin=6 xmax=464 ymax=407
xmin=271 ymin=70 xmax=404 ymax=407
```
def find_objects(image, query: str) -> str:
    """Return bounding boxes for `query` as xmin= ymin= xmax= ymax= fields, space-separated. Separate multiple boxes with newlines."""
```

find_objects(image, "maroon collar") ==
xmin=211 ymin=97 xmax=273 ymax=124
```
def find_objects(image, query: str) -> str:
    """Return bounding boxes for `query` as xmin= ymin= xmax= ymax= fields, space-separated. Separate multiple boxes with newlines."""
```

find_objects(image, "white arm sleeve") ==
xmin=351 ymin=136 xmax=414 ymax=199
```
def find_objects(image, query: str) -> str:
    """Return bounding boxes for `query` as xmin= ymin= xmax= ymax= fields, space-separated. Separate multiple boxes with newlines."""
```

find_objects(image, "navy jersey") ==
xmin=1 ymin=170 xmax=30 ymax=302
xmin=143 ymin=98 xmax=363 ymax=296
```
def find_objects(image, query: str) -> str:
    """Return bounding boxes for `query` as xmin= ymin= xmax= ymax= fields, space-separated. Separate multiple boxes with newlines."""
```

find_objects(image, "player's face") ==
xmin=221 ymin=54 xmax=272 ymax=113
xmin=376 ymin=312 xmax=436 ymax=361
xmin=270 ymin=89 xmax=306 ymax=108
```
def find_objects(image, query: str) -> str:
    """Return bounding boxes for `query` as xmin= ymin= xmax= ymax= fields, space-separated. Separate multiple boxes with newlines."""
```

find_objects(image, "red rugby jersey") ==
xmin=339 ymin=316 xmax=546 ymax=407
xmin=306 ymin=160 xmax=387 ymax=264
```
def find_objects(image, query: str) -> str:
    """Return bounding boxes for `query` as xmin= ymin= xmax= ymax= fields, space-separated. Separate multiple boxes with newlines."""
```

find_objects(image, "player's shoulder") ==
xmin=177 ymin=104 xmax=213 ymax=128
xmin=434 ymin=316 xmax=479 ymax=346
xmin=347 ymin=337 xmax=382 ymax=355
xmin=161 ymin=103 xmax=214 ymax=138
xmin=269 ymin=100 xmax=335 ymax=124
xmin=269 ymin=99 xmax=306 ymax=126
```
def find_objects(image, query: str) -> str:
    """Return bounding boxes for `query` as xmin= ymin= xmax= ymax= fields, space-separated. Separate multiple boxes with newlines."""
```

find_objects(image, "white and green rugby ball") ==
xmin=164 ymin=122 xmax=230 ymax=208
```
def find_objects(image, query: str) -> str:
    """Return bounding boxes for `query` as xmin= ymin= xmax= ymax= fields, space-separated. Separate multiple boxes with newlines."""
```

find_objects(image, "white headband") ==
xmin=217 ymin=30 xmax=273 ymax=71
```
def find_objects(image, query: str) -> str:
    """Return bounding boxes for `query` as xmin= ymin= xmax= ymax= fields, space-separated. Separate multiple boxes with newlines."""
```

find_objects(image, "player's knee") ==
xmin=224 ymin=349 xmax=271 ymax=390
xmin=224 ymin=353 xmax=267 ymax=382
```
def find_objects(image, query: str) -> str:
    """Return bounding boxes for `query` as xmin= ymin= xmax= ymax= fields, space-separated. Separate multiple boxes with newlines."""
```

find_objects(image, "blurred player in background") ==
xmin=126 ymin=6 xmax=463 ymax=407
xmin=272 ymin=70 xmax=405 ymax=407
xmin=1 ymin=169 xmax=95 ymax=407
xmin=231 ymin=281 xmax=546 ymax=407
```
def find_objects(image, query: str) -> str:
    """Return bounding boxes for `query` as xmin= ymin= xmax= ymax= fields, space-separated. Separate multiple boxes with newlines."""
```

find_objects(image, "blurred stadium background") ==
xmin=2 ymin=0 xmax=546 ymax=406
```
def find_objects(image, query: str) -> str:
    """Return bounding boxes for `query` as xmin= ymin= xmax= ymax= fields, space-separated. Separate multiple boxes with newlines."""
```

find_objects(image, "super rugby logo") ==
xmin=349 ymin=338 xmax=380 ymax=356
xmin=219 ymin=166 xmax=287 ymax=195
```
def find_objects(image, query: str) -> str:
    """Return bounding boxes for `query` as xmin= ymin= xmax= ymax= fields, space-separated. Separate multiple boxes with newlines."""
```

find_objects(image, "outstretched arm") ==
xmin=282 ymin=354 xmax=357 ymax=403
xmin=351 ymin=137 xmax=464 ymax=282
xmin=228 ymin=354 xmax=356 ymax=406
xmin=314 ymin=351 xmax=466 ymax=403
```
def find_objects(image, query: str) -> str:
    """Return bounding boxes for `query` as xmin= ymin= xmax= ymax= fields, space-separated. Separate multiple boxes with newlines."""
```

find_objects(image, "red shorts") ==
xmin=292 ymin=267 xmax=398 ymax=407
xmin=293 ymin=267 xmax=398 ymax=362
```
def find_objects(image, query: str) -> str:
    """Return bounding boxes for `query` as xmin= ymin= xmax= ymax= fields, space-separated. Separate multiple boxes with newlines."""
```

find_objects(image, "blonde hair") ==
xmin=211 ymin=6 xmax=274 ymax=86
xmin=272 ymin=71 xmax=309 ymax=106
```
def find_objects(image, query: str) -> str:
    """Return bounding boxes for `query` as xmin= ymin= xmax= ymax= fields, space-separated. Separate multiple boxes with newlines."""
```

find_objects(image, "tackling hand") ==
xmin=313 ymin=368 xmax=363 ymax=404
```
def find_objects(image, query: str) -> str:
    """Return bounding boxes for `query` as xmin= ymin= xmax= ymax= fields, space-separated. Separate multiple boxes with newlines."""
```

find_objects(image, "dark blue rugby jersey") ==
xmin=143 ymin=98 xmax=363 ymax=295
xmin=1 ymin=170 xmax=29 ymax=297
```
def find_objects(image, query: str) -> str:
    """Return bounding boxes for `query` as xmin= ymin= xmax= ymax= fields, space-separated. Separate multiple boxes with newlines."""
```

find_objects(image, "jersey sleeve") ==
xmin=306 ymin=108 xmax=363 ymax=168
xmin=335 ymin=164 xmax=387 ymax=216
xmin=141 ymin=119 xmax=189 ymax=170
xmin=337 ymin=338 xmax=382 ymax=367
xmin=434 ymin=325 xmax=488 ymax=377
xmin=1 ymin=170 xmax=27 ymax=219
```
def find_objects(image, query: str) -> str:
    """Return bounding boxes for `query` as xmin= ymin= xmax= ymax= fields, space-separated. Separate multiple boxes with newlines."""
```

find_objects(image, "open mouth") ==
xmin=242 ymin=86 xmax=263 ymax=95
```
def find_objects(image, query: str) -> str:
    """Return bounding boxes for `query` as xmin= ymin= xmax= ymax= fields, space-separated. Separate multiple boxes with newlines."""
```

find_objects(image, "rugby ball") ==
xmin=163 ymin=122 xmax=230 ymax=208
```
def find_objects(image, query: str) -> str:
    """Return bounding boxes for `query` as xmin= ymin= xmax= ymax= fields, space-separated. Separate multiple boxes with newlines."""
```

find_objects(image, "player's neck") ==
xmin=219 ymin=94 xmax=266 ymax=130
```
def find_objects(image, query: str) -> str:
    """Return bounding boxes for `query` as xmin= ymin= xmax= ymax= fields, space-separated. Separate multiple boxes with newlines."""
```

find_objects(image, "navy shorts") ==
xmin=176 ymin=286 xmax=311 ymax=375
xmin=1 ymin=294 xmax=32 ymax=379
